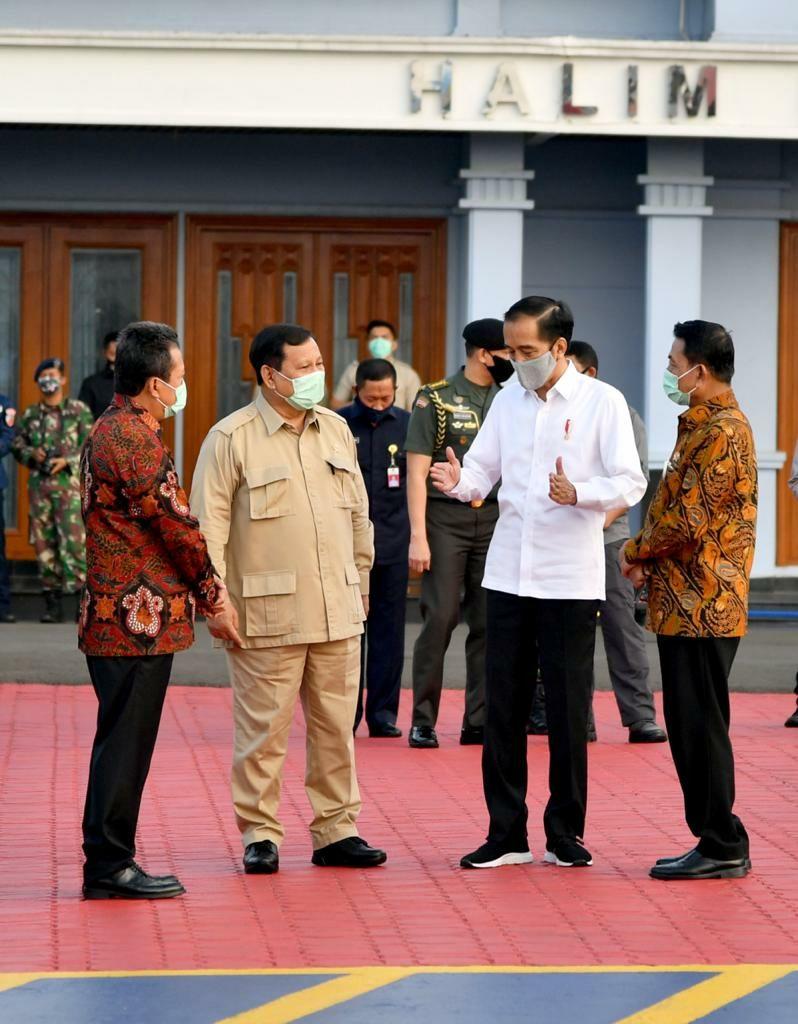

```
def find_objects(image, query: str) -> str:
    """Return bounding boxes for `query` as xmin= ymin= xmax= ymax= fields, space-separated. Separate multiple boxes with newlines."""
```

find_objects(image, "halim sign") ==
xmin=1 ymin=32 xmax=797 ymax=139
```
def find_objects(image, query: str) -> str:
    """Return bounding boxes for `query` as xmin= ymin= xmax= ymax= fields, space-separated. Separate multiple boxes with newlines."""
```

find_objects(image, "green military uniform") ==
xmin=12 ymin=399 xmax=93 ymax=595
xmin=405 ymin=368 xmax=500 ymax=731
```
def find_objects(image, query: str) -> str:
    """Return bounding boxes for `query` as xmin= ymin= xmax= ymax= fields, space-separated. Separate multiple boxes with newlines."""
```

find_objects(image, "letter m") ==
xmin=667 ymin=65 xmax=717 ymax=118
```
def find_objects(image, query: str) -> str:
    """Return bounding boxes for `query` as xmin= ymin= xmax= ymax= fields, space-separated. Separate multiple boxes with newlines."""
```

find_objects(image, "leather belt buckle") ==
xmin=470 ymin=500 xmax=484 ymax=509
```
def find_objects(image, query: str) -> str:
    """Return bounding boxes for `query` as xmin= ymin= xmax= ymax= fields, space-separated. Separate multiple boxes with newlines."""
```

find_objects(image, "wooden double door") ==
xmin=183 ymin=216 xmax=447 ymax=483
xmin=0 ymin=214 xmax=175 ymax=559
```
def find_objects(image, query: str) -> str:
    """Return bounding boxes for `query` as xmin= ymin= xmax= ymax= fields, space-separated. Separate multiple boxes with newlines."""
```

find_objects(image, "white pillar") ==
xmin=459 ymin=134 xmax=535 ymax=325
xmin=637 ymin=139 xmax=713 ymax=467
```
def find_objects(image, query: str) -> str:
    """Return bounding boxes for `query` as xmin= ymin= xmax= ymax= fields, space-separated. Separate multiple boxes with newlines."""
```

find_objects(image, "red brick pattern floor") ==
xmin=0 ymin=684 xmax=796 ymax=972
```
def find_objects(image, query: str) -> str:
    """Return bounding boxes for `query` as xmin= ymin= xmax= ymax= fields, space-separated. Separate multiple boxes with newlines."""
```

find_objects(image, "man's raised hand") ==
xmin=548 ymin=456 xmax=577 ymax=506
xmin=429 ymin=446 xmax=462 ymax=493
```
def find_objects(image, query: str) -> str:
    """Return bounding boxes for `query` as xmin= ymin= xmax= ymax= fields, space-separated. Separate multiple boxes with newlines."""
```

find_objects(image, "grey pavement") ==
xmin=1 ymin=614 xmax=796 ymax=692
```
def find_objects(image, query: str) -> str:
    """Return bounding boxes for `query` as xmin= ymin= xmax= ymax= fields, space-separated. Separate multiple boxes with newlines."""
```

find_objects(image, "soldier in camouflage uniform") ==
xmin=12 ymin=358 xmax=93 ymax=622
xmin=405 ymin=319 xmax=513 ymax=748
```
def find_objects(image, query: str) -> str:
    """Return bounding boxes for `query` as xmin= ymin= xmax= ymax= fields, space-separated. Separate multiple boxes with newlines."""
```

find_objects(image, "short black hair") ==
xmin=366 ymin=319 xmax=397 ymax=338
xmin=115 ymin=322 xmax=179 ymax=396
xmin=504 ymin=296 xmax=574 ymax=344
xmin=355 ymin=358 xmax=397 ymax=389
xmin=249 ymin=324 xmax=314 ymax=384
xmin=102 ymin=331 xmax=119 ymax=349
xmin=674 ymin=320 xmax=734 ymax=383
xmin=567 ymin=340 xmax=599 ymax=374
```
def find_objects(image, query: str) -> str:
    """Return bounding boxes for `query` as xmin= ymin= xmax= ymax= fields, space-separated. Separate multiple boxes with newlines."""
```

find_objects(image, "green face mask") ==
xmin=156 ymin=378 xmax=188 ymax=417
xmin=368 ymin=337 xmax=393 ymax=360
xmin=275 ymin=368 xmax=326 ymax=411
xmin=662 ymin=365 xmax=698 ymax=407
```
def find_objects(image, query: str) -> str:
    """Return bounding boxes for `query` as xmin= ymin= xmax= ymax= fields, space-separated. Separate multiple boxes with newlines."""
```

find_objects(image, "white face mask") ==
xmin=511 ymin=350 xmax=557 ymax=392
xmin=662 ymin=365 xmax=699 ymax=407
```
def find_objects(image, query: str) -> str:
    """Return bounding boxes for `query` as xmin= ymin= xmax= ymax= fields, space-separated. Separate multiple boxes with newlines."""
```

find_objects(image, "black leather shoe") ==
xmin=82 ymin=863 xmax=185 ymax=899
xmin=629 ymin=721 xmax=668 ymax=743
xmin=459 ymin=725 xmax=484 ymax=746
xmin=409 ymin=725 xmax=438 ymax=748
xmin=650 ymin=849 xmax=751 ymax=880
xmin=311 ymin=836 xmax=387 ymax=868
xmin=0 ymin=612 xmax=15 ymax=624
xmin=368 ymin=724 xmax=402 ymax=738
xmin=527 ymin=681 xmax=548 ymax=734
xmin=243 ymin=840 xmax=279 ymax=874
xmin=655 ymin=847 xmax=697 ymax=865
xmin=785 ymin=707 xmax=798 ymax=728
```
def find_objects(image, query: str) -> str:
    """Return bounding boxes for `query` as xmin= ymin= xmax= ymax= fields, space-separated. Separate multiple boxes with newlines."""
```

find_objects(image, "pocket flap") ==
xmin=325 ymin=451 xmax=355 ymax=474
xmin=344 ymin=562 xmax=361 ymax=586
xmin=245 ymin=465 xmax=291 ymax=489
xmin=242 ymin=570 xmax=297 ymax=597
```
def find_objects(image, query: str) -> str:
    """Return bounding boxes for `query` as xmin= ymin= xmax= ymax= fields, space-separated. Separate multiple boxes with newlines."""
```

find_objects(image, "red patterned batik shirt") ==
xmin=78 ymin=394 xmax=218 ymax=656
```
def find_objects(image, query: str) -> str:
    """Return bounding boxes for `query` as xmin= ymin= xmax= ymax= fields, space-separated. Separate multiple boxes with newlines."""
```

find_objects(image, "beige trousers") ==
xmin=226 ymin=636 xmax=362 ymax=850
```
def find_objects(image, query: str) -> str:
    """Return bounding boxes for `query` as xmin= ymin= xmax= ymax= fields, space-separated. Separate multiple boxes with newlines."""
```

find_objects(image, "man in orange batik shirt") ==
xmin=622 ymin=320 xmax=757 ymax=881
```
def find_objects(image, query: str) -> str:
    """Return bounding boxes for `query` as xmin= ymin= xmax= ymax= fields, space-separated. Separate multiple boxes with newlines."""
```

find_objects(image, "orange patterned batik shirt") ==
xmin=624 ymin=390 xmax=757 ymax=638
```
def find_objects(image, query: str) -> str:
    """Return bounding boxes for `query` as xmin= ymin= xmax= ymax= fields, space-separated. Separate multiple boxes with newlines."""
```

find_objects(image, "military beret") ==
xmin=462 ymin=318 xmax=506 ymax=352
xmin=34 ymin=358 xmax=65 ymax=381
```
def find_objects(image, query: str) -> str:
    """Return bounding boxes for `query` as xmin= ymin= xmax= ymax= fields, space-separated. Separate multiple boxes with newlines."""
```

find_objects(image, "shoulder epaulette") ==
xmin=213 ymin=403 xmax=259 ymax=437
xmin=423 ymin=378 xmax=448 ymax=392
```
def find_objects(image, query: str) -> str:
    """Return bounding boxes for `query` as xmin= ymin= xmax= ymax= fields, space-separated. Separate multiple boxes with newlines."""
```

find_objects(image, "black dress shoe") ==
xmin=650 ymin=848 xmax=751 ymax=880
xmin=0 ymin=611 xmax=15 ymax=624
xmin=629 ymin=721 xmax=668 ymax=743
xmin=655 ymin=848 xmax=698 ymax=865
xmin=408 ymin=725 xmax=438 ymax=748
xmin=243 ymin=840 xmax=279 ymax=874
xmin=82 ymin=863 xmax=185 ymax=900
xmin=527 ymin=681 xmax=548 ymax=734
xmin=785 ymin=707 xmax=798 ymax=728
xmin=459 ymin=725 xmax=484 ymax=746
xmin=311 ymin=836 xmax=387 ymax=868
xmin=368 ymin=723 xmax=402 ymax=738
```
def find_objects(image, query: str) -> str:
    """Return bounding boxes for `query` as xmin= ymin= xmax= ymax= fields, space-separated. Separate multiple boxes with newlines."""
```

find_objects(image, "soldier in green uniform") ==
xmin=13 ymin=358 xmax=93 ymax=623
xmin=405 ymin=319 xmax=513 ymax=748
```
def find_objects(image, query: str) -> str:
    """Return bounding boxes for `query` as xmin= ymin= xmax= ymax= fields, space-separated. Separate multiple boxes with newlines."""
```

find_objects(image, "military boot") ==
xmin=40 ymin=590 xmax=63 ymax=624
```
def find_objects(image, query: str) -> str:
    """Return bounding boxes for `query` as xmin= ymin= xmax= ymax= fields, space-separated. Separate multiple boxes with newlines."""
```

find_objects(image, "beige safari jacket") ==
xmin=190 ymin=390 xmax=374 ymax=649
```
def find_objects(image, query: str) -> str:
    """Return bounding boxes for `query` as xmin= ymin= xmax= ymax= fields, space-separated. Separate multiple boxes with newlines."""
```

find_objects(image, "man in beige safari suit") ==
xmin=191 ymin=323 xmax=387 ymax=873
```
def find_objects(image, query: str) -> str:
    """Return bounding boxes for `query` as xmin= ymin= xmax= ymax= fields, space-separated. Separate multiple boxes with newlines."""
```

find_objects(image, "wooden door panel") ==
xmin=778 ymin=223 xmax=798 ymax=563
xmin=0 ymin=223 xmax=45 ymax=560
xmin=184 ymin=216 xmax=446 ymax=489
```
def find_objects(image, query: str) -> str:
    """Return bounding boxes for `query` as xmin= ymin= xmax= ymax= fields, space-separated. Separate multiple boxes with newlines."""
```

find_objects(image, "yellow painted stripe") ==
xmin=614 ymin=964 xmax=796 ymax=1024
xmin=215 ymin=968 xmax=412 ymax=1024
xmin=0 ymin=974 xmax=40 ymax=994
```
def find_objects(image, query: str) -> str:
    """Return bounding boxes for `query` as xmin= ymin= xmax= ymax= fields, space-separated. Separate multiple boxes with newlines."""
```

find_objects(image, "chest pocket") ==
xmin=324 ymin=452 xmax=361 ymax=509
xmin=246 ymin=465 xmax=293 ymax=520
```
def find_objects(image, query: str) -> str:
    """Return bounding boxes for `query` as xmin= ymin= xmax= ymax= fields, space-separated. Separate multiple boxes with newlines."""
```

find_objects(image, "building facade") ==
xmin=2 ymin=0 xmax=798 ymax=578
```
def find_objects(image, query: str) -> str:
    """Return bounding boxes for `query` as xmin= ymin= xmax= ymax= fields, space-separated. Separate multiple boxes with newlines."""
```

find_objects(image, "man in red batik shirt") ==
xmin=79 ymin=321 xmax=240 ymax=900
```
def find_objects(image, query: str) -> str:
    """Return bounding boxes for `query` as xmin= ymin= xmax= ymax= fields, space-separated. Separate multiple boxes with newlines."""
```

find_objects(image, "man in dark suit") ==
xmin=78 ymin=331 xmax=118 ymax=420
xmin=339 ymin=359 xmax=411 ymax=737
xmin=0 ymin=392 xmax=16 ymax=623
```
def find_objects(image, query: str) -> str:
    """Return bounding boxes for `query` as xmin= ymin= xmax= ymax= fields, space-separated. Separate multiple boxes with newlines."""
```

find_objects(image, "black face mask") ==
xmin=485 ymin=356 xmax=514 ymax=386
xmin=356 ymin=396 xmax=392 ymax=425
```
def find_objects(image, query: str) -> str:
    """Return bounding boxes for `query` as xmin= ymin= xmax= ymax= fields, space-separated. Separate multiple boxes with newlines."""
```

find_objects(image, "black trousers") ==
xmin=0 ymin=495 xmax=10 ymax=613
xmin=412 ymin=500 xmax=498 ymax=730
xmin=355 ymin=561 xmax=408 ymax=731
xmin=657 ymin=634 xmax=749 ymax=861
xmin=483 ymin=590 xmax=598 ymax=849
xmin=82 ymin=654 xmax=173 ymax=881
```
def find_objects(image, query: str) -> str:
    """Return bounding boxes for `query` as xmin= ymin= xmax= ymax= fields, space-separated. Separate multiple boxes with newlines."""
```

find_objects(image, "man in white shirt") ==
xmin=430 ymin=296 xmax=646 ymax=870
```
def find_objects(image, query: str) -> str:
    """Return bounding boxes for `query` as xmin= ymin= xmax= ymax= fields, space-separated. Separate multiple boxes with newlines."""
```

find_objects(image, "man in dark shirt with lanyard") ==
xmin=405 ymin=319 xmax=513 ymax=748
xmin=339 ymin=359 xmax=411 ymax=737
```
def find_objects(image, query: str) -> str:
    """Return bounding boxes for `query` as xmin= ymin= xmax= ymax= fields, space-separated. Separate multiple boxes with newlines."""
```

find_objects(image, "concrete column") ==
xmin=637 ymin=139 xmax=713 ymax=467
xmin=458 ymin=134 xmax=535 ymax=326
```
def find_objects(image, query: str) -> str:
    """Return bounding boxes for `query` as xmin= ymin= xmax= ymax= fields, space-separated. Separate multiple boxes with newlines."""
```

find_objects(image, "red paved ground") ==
xmin=0 ymin=683 xmax=796 ymax=972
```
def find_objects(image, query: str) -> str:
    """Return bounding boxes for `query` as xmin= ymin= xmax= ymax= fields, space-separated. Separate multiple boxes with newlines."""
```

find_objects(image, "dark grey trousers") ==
xmin=411 ymin=499 xmax=499 ymax=730
xmin=599 ymin=539 xmax=656 ymax=727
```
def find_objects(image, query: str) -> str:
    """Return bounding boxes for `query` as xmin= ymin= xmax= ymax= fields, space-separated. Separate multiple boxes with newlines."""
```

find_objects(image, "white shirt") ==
xmin=449 ymin=362 xmax=647 ymax=600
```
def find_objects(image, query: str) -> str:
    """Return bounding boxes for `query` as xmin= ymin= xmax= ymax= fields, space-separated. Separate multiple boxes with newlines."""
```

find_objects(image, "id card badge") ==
xmin=387 ymin=443 xmax=401 ymax=488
